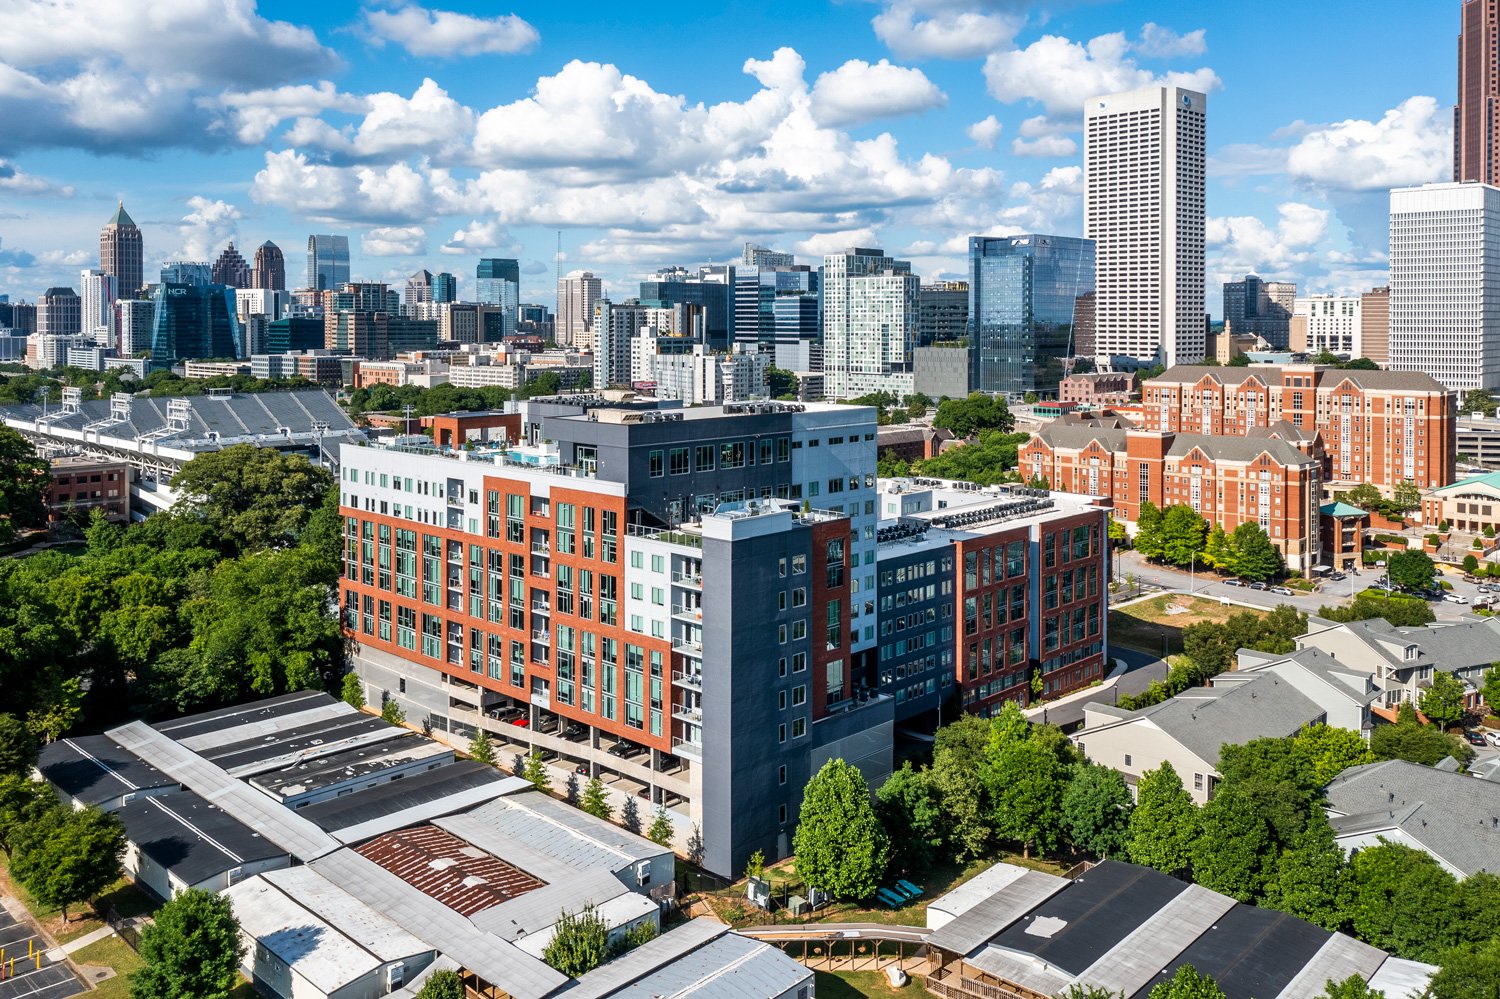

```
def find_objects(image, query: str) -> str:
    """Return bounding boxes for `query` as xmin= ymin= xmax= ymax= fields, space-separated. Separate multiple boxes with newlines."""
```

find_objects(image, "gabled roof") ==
xmin=1330 ymin=616 xmax=1500 ymax=675
xmin=1148 ymin=364 xmax=1448 ymax=394
xmin=1321 ymin=501 xmax=1368 ymax=518
xmin=1430 ymin=470 xmax=1500 ymax=496
xmin=1030 ymin=422 xmax=1316 ymax=467
xmin=1325 ymin=759 xmax=1500 ymax=876
xmin=1081 ymin=673 xmax=1325 ymax=768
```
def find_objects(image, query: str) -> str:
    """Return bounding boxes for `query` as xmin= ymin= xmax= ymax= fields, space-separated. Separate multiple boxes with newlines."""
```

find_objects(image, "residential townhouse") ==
xmin=1296 ymin=615 xmax=1500 ymax=709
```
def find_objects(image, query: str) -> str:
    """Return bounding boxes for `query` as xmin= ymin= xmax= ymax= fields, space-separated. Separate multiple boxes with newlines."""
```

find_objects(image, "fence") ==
xmin=104 ymin=909 xmax=143 ymax=953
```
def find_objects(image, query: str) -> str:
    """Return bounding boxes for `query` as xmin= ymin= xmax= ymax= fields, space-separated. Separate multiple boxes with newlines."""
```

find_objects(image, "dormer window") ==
xmin=1404 ymin=645 xmax=1419 ymax=661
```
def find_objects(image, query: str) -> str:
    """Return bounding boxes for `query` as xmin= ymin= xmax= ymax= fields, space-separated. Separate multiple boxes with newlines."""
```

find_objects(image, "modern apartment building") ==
xmin=1140 ymin=364 xmax=1456 ymax=494
xmin=968 ymin=235 xmax=1095 ymax=397
xmin=115 ymin=299 xmax=154 ymax=356
xmin=1294 ymin=295 xmax=1362 ymax=357
xmin=338 ymin=399 xmax=888 ymax=876
xmin=1456 ymin=0 xmax=1500 ymax=185
xmin=821 ymin=247 xmax=921 ymax=400
xmin=1225 ymin=275 xmax=1295 ymax=348
xmin=638 ymin=268 xmax=732 ymax=350
xmin=79 ymin=269 xmax=117 ymax=349
xmin=874 ymin=480 xmax=1110 ymax=721
xmin=306 ymin=235 xmax=350 ymax=292
xmin=918 ymin=281 xmax=970 ymax=344
xmin=1020 ymin=419 xmax=1325 ymax=570
xmin=1084 ymin=86 xmax=1206 ymax=369
xmin=1390 ymin=182 xmax=1500 ymax=390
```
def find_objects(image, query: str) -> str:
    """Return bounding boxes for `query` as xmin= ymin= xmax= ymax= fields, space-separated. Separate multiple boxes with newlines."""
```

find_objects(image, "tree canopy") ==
xmin=0 ymin=428 xmax=47 ymax=546
xmin=414 ymin=971 xmax=466 ymax=999
xmin=169 ymin=445 xmax=336 ymax=555
xmin=11 ymin=805 xmax=125 ymax=921
xmin=1385 ymin=550 xmax=1436 ymax=593
xmin=793 ymin=759 xmax=889 ymax=899
xmin=130 ymin=888 xmax=244 ymax=999
xmin=1419 ymin=672 xmax=1468 ymax=730
xmin=932 ymin=393 xmax=1015 ymax=436
xmin=1127 ymin=762 xmax=1198 ymax=876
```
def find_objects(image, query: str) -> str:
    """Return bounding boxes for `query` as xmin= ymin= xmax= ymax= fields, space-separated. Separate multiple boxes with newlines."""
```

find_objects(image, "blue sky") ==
xmin=0 ymin=0 xmax=1455 ymax=314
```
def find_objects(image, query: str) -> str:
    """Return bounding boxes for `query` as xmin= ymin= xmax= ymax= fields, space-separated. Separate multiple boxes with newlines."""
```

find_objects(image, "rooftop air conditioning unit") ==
xmin=634 ymin=860 xmax=652 ymax=886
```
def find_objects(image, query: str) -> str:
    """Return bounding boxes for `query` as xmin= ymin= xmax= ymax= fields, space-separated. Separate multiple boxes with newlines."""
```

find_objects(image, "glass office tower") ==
xmin=476 ymin=259 xmax=520 ymax=336
xmin=151 ymin=283 xmax=244 ymax=363
xmin=968 ymin=235 xmax=1095 ymax=397
xmin=306 ymin=235 xmax=351 ymax=292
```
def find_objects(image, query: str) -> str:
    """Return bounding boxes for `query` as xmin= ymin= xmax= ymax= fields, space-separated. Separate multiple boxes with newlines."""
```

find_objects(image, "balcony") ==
xmin=671 ymin=570 xmax=702 ymax=589
xmin=672 ymin=636 xmax=703 ymax=656
xmin=671 ymin=670 xmax=702 ymax=690
xmin=671 ymin=735 xmax=702 ymax=761
xmin=530 ymin=599 xmax=551 ymax=616
xmin=671 ymin=702 xmax=703 ymax=724
xmin=671 ymin=604 xmax=702 ymax=621
xmin=531 ymin=630 xmax=551 ymax=645
xmin=531 ymin=542 xmax=551 ymax=557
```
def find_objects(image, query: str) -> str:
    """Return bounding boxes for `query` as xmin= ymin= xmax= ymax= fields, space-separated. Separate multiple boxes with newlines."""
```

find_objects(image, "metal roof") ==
xmin=1072 ymin=884 xmax=1236 ymax=997
xmin=299 ymin=762 xmax=524 ymax=841
xmin=925 ymin=869 xmax=1069 ymax=955
xmin=156 ymin=690 xmax=346 ymax=747
xmin=1136 ymin=903 xmax=1332 ymax=999
xmin=1271 ymin=933 xmax=1389 ymax=999
xmin=106 ymin=720 xmax=341 ymax=861
xmin=38 ymin=735 xmax=178 ymax=806
xmin=470 ymin=868 xmax=630 ymax=941
xmin=566 ymin=919 xmax=812 ymax=999
xmin=113 ymin=789 xmax=289 ymax=887
xmin=205 ymin=712 xmax=404 ymax=776
xmin=259 ymin=866 xmax=434 ymax=962
xmin=354 ymin=825 xmax=545 ymax=917
xmin=250 ymin=734 xmax=451 ymax=799
xmin=441 ymin=792 xmax=665 ymax=876
xmin=309 ymin=848 xmax=568 ymax=999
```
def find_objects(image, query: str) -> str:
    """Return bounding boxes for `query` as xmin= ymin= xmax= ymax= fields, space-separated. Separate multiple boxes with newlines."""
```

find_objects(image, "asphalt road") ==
xmin=1029 ymin=645 xmax=1168 ymax=730
xmin=1115 ymin=550 xmax=1490 ymax=622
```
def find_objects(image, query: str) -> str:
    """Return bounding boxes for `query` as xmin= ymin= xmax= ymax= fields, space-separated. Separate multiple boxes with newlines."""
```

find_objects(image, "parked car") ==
xmin=1223 ymin=578 xmax=1245 ymax=587
xmin=508 ymin=715 xmax=530 ymax=727
xmin=1487 ymin=730 xmax=1500 ymax=749
xmin=1249 ymin=581 xmax=1268 ymax=591
xmin=607 ymin=741 xmax=634 ymax=758
xmin=487 ymin=705 xmax=525 ymax=723
xmin=1445 ymin=593 xmax=1470 ymax=605
xmin=562 ymin=722 xmax=586 ymax=740
xmin=1330 ymin=572 xmax=1347 ymax=582
xmin=1270 ymin=586 xmax=1295 ymax=596
xmin=1468 ymin=731 xmax=1488 ymax=747
xmin=656 ymin=754 xmax=678 ymax=772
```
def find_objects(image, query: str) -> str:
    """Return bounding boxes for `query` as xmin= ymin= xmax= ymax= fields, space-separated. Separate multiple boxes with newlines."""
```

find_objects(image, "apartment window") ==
xmin=792 ymin=685 xmax=807 ymax=706
xmin=779 ymin=804 xmax=788 ymax=823
xmin=792 ymin=718 xmax=807 ymax=738
xmin=778 ymin=724 xmax=786 ymax=743
xmin=694 ymin=445 xmax=715 ymax=471
xmin=669 ymin=447 xmax=690 ymax=475
xmin=778 ymin=765 xmax=787 ymax=785
xmin=1124 ymin=754 xmax=1132 ymax=767
xmin=649 ymin=450 xmax=664 ymax=477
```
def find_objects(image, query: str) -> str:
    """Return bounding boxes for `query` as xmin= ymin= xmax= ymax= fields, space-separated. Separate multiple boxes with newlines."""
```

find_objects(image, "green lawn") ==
xmin=816 ymin=971 xmax=936 ymax=999
xmin=0 ymin=850 xmax=158 ymax=944
xmin=70 ymin=935 xmax=139 ymax=999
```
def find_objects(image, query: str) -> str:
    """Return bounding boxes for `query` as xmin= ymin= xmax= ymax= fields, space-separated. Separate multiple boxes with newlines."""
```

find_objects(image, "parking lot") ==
xmin=0 ymin=905 xmax=82 ymax=999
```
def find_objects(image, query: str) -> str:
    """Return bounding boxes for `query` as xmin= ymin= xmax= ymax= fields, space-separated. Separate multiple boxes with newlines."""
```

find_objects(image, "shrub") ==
xmin=1426 ymin=534 xmax=1441 ymax=546
xmin=1440 ymin=520 xmax=1450 ymax=532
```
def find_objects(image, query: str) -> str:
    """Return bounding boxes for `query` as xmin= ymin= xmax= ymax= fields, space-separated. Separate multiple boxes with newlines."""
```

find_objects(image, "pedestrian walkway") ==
xmin=56 ymin=926 xmax=113 ymax=958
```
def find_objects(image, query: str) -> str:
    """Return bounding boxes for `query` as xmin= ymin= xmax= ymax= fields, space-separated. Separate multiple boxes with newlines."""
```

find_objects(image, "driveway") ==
xmin=1027 ymin=645 xmax=1168 ymax=731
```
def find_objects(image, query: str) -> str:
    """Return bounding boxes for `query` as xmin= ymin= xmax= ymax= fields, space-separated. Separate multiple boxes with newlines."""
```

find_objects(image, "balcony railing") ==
xmin=671 ymin=670 xmax=702 ymax=689
xmin=671 ymin=570 xmax=703 ymax=588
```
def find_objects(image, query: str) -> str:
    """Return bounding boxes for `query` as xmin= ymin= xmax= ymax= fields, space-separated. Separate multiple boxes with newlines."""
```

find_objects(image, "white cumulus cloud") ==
xmin=441 ymin=220 xmax=518 ymax=255
xmin=1207 ymin=202 xmax=1330 ymax=277
xmin=1011 ymin=134 xmax=1076 ymax=157
xmin=362 ymin=226 xmax=427 ymax=257
xmin=1286 ymin=96 xmax=1452 ymax=192
xmin=1135 ymin=23 xmax=1207 ymax=58
xmin=364 ymin=4 xmax=539 ymax=58
xmin=984 ymin=31 xmax=1220 ymax=116
xmin=872 ymin=4 xmax=1023 ymax=60
xmin=967 ymin=115 xmax=1003 ymax=150
xmin=810 ymin=59 xmax=946 ymax=127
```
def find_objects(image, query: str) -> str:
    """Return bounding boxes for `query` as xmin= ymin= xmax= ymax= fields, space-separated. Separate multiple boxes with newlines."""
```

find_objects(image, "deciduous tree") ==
xmin=11 ymin=806 xmax=125 ymax=921
xmin=984 ymin=739 xmax=1066 ymax=858
xmin=581 ymin=776 xmax=611 ymax=820
xmin=1061 ymin=763 xmax=1133 ymax=859
xmin=1347 ymin=843 xmax=1466 ymax=962
xmin=1428 ymin=938 xmax=1500 ymax=999
xmin=341 ymin=672 xmax=365 ymax=709
xmin=1372 ymin=714 xmax=1473 ymax=767
xmin=1190 ymin=784 xmax=1271 ymax=901
xmin=1293 ymin=724 xmax=1375 ymax=786
xmin=0 ymin=428 xmax=47 ymax=546
xmin=1263 ymin=811 xmax=1349 ymax=930
xmin=0 ymin=714 xmax=37 ymax=778
xmin=793 ymin=759 xmax=889 ymax=899
xmin=542 ymin=904 xmax=609 ymax=976
xmin=1147 ymin=965 xmax=1227 ymax=999
xmin=523 ymin=751 xmax=552 ymax=794
xmin=1420 ymin=672 xmax=1468 ymax=730
xmin=876 ymin=763 xmax=944 ymax=871
xmin=1160 ymin=505 xmax=1208 ymax=567
xmin=1127 ymin=762 xmax=1198 ymax=876
xmin=168 ymin=444 xmax=335 ymax=554
xmin=130 ymin=888 xmax=244 ymax=999
xmin=1134 ymin=502 xmax=1164 ymax=561
xmin=646 ymin=807 xmax=675 ymax=849
xmin=1386 ymin=550 xmax=1436 ymax=593
xmin=931 ymin=745 xmax=989 ymax=860
xmin=1225 ymin=522 xmax=1284 ymax=582
xmin=414 ymin=970 xmax=466 ymax=999
xmin=468 ymin=729 xmax=495 ymax=766
xmin=1315 ymin=976 xmax=1386 ymax=999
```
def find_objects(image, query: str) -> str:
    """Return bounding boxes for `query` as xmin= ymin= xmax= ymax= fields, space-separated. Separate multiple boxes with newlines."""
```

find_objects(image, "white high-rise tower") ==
xmin=1389 ymin=182 xmax=1500 ymax=391
xmin=1084 ymin=85 xmax=1206 ymax=369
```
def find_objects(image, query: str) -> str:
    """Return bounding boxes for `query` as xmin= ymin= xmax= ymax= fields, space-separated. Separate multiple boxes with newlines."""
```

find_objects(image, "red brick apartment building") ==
xmin=46 ymin=456 xmax=130 ymax=525
xmin=1020 ymin=420 xmax=1324 ymax=570
xmin=1139 ymin=365 xmax=1455 ymax=495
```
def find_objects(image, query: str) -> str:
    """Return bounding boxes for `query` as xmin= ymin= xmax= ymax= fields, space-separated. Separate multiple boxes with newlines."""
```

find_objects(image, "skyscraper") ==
xmin=743 ymin=242 xmax=794 ymax=268
xmin=115 ymin=299 xmax=155 ymax=356
xmin=1456 ymin=0 xmax=1500 ymax=183
xmin=79 ymin=268 xmax=118 ymax=348
xmin=820 ymin=247 xmax=920 ymax=400
xmin=433 ymin=272 xmax=457 ymax=304
xmin=1084 ymin=86 xmax=1207 ymax=369
xmin=406 ymin=269 xmax=435 ymax=305
xmin=639 ymin=267 xmax=732 ymax=349
xmin=151 ymin=284 xmax=243 ymax=363
xmin=161 ymin=262 xmax=211 ymax=286
xmin=1223 ymin=274 xmax=1295 ymax=348
xmin=918 ymin=281 xmax=969 ymax=344
xmin=733 ymin=264 xmax=817 ymax=349
xmin=100 ymin=202 xmax=143 ymax=299
xmin=968 ymin=235 xmax=1095 ymax=397
xmin=306 ymin=235 xmax=350 ymax=292
xmin=252 ymin=241 xmax=286 ymax=290
xmin=211 ymin=243 xmax=252 ymax=289
xmin=476 ymin=259 xmax=520 ymax=336
xmin=1389 ymin=182 xmax=1500 ymax=390
xmin=557 ymin=270 xmax=602 ymax=349
xmin=38 ymin=287 xmax=81 ymax=336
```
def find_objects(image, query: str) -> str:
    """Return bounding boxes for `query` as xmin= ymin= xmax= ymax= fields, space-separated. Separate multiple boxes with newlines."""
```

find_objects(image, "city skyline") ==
xmin=0 ymin=0 xmax=1455 ymax=312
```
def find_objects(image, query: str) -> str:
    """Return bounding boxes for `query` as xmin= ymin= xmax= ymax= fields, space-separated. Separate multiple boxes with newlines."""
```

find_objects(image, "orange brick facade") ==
xmin=1140 ymin=365 xmax=1455 ymax=494
xmin=341 ymin=475 xmax=678 ymax=755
